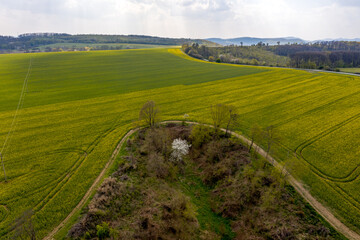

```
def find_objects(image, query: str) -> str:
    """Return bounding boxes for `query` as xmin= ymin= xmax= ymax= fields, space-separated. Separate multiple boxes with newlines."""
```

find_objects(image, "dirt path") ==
xmin=45 ymin=121 xmax=360 ymax=240
xmin=165 ymin=121 xmax=360 ymax=240
xmin=43 ymin=128 xmax=138 ymax=240
xmin=229 ymin=131 xmax=360 ymax=240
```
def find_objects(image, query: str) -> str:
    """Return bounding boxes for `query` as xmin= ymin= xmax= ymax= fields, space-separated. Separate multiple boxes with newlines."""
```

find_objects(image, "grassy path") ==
xmin=46 ymin=120 xmax=360 ymax=240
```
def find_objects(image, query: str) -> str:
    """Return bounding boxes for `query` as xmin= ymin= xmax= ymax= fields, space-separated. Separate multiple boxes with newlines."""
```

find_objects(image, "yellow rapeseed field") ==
xmin=0 ymin=48 xmax=360 ymax=238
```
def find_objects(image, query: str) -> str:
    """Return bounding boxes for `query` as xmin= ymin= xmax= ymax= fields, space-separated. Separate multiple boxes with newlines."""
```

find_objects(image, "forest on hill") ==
xmin=0 ymin=33 xmax=217 ymax=53
xmin=183 ymin=41 xmax=360 ymax=70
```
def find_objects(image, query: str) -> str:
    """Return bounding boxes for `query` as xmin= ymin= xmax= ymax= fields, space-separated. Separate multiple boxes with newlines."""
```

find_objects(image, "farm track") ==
xmin=1 ymin=117 xmax=125 ymax=238
xmin=45 ymin=121 xmax=360 ymax=240
xmin=328 ymin=183 xmax=360 ymax=212
xmin=2 ymin=49 xmax=359 ymax=239
xmin=266 ymin=136 xmax=360 ymax=218
xmin=0 ymin=205 xmax=9 ymax=223
xmin=0 ymin=57 xmax=32 ymax=226
xmin=44 ymin=127 xmax=137 ymax=240
xmin=226 ymin=131 xmax=360 ymax=240
xmin=3 ymin=148 xmax=86 ymax=205
xmin=33 ymin=119 xmax=126 ymax=213
xmin=295 ymin=110 xmax=360 ymax=181
xmin=0 ymin=57 xmax=32 ymax=155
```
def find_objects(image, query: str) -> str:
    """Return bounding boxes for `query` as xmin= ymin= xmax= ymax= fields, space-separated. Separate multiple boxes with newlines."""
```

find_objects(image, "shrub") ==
xmin=141 ymin=128 xmax=171 ymax=157
xmin=204 ymin=140 xmax=228 ymax=163
xmin=190 ymin=125 xmax=214 ymax=149
xmin=96 ymin=222 xmax=110 ymax=239
xmin=147 ymin=152 xmax=169 ymax=179
xmin=84 ymin=231 xmax=91 ymax=239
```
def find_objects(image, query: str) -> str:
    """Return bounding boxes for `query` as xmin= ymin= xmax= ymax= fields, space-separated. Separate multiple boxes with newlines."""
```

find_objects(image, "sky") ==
xmin=0 ymin=0 xmax=359 ymax=40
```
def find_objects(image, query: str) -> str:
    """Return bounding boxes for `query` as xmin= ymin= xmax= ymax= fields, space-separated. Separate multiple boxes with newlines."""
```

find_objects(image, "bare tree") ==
xmin=139 ymin=100 xmax=160 ymax=127
xmin=210 ymin=104 xmax=229 ymax=134
xmin=263 ymin=125 xmax=280 ymax=161
xmin=12 ymin=209 xmax=36 ymax=240
xmin=248 ymin=124 xmax=262 ymax=152
xmin=281 ymin=151 xmax=296 ymax=179
xmin=211 ymin=104 xmax=239 ymax=136
xmin=224 ymin=106 xmax=240 ymax=137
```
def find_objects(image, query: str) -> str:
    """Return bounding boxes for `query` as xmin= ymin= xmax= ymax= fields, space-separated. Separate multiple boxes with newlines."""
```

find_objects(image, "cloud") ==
xmin=0 ymin=0 xmax=359 ymax=39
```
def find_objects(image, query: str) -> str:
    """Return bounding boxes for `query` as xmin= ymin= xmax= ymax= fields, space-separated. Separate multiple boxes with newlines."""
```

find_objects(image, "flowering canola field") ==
xmin=0 ymin=48 xmax=360 ymax=238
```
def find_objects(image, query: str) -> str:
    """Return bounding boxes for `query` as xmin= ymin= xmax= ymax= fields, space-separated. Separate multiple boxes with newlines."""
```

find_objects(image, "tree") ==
xmin=210 ymin=104 xmax=229 ymax=134
xmin=12 ymin=209 xmax=36 ymax=240
xmin=248 ymin=124 xmax=262 ymax=152
xmin=263 ymin=125 xmax=280 ymax=161
xmin=170 ymin=138 xmax=191 ymax=162
xmin=139 ymin=100 xmax=160 ymax=127
xmin=224 ymin=106 xmax=239 ymax=137
xmin=210 ymin=104 xmax=239 ymax=137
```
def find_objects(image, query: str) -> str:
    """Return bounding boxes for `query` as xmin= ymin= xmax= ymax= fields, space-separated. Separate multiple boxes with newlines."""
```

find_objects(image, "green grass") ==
xmin=176 ymin=161 xmax=235 ymax=239
xmin=340 ymin=68 xmax=360 ymax=74
xmin=0 ymin=48 xmax=360 ymax=238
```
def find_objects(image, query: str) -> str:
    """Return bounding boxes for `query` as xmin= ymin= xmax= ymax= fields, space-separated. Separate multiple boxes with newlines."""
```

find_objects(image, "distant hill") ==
xmin=313 ymin=38 xmax=360 ymax=42
xmin=206 ymin=37 xmax=360 ymax=46
xmin=206 ymin=37 xmax=306 ymax=46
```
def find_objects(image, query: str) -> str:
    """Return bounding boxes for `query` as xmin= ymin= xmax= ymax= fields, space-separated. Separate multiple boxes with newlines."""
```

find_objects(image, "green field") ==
xmin=38 ymin=43 xmax=178 ymax=51
xmin=1 ymin=48 xmax=360 ymax=238
xmin=340 ymin=68 xmax=360 ymax=74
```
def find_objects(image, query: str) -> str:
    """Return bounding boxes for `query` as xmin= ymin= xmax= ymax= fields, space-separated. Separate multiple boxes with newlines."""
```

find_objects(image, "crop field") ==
xmin=340 ymin=68 xmax=360 ymax=74
xmin=1 ymin=48 xmax=360 ymax=238
xmin=38 ymin=43 xmax=177 ymax=51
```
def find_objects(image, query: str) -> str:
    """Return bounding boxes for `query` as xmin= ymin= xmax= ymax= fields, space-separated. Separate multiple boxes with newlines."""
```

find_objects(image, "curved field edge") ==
xmin=165 ymin=50 xmax=360 ymax=236
xmin=1 ymin=48 xmax=360 ymax=238
xmin=0 ymin=49 xmax=268 ymax=238
xmin=45 ymin=128 xmax=136 ymax=239
xmin=50 ymin=121 xmax=352 ymax=240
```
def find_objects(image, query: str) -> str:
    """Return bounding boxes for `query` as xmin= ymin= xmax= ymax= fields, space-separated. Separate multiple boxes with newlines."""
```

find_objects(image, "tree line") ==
xmin=0 ymin=33 xmax=213 ymax=53
xmin=182 ymin=41 xmax=360 ymax=70
xmin=139 ymin=100 xmax=280 ymax=160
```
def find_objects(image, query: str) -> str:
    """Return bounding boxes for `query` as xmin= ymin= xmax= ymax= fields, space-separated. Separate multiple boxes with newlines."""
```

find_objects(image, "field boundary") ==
xmin=172 ymin=48 xmax=360 ymax=78
xmin=176 ymin=121 xmax=360 ymax=240
xmin=45 ymin=120 xmax=360 ymax=240
xmin=43 ymin=128 xmax=137 ymax=239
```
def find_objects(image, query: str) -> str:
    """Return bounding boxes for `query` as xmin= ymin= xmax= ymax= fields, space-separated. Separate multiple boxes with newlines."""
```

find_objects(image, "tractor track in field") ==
xmin=181 ymin=121 xmax=360 ymax=240
xmin=43 ymin=127 xmax=137 ymax=240
xmin=293 ymin=110 xmax=360 ymax=182
xmin=0 ymin=205 xmax=9 ymax=223
xmin=45 ymin=121 xmax=360 ymax=240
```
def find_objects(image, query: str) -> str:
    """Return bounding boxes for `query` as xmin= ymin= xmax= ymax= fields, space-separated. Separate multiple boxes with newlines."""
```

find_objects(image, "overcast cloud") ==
xmin=0 ymin=0 xmax=359 ymax=40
